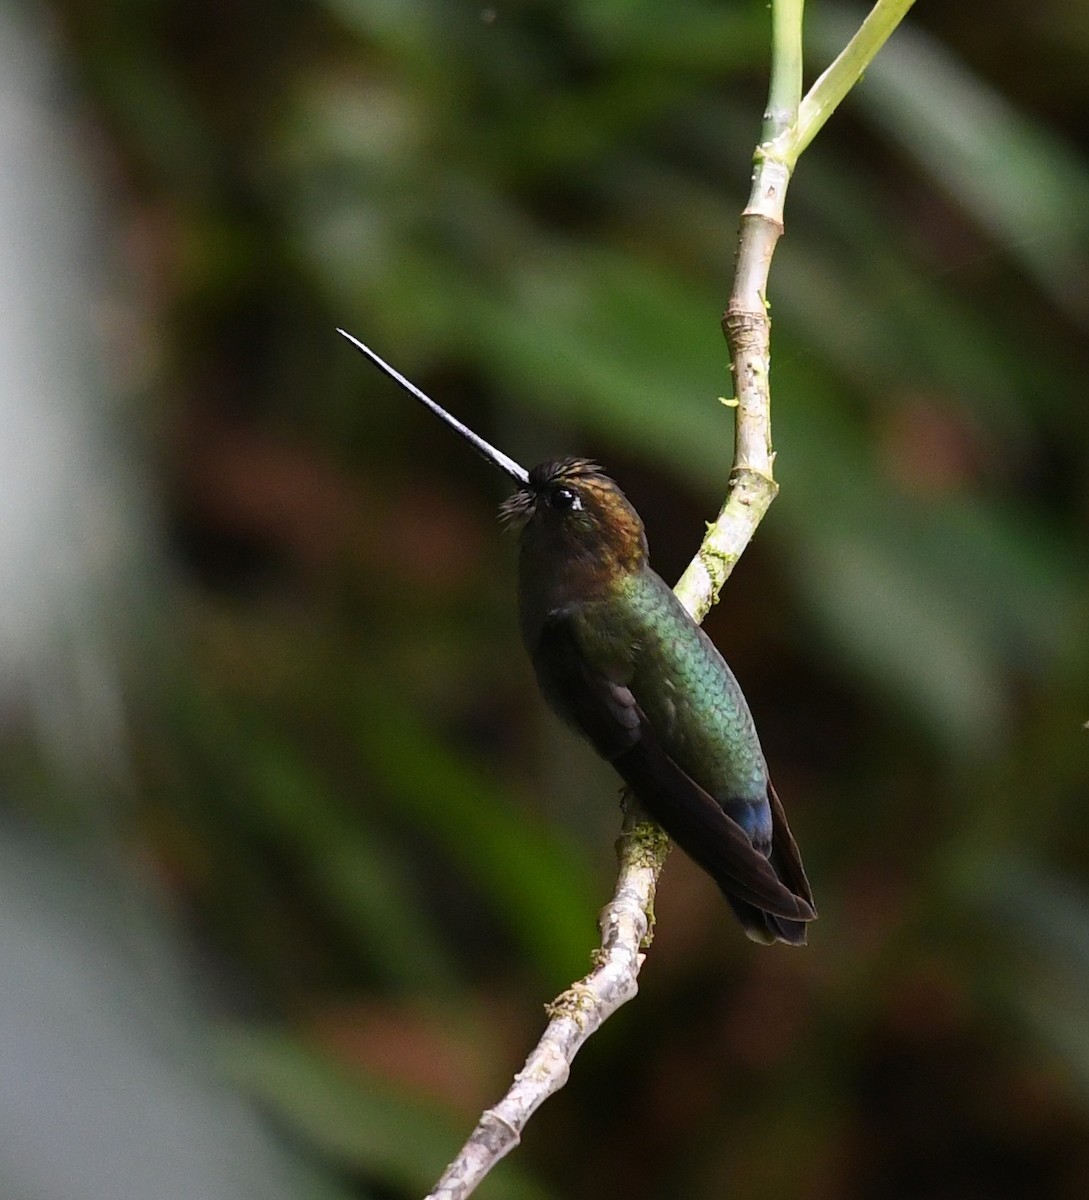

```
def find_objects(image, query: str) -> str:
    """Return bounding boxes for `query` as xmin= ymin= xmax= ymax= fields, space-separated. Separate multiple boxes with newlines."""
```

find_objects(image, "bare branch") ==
xmin=423 ymin=811 xmax=665 ymax=1200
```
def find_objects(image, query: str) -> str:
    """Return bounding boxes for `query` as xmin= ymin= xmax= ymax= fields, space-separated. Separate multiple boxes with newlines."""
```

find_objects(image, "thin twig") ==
xmin=422 ymin=5 xmax=916 ymax=1198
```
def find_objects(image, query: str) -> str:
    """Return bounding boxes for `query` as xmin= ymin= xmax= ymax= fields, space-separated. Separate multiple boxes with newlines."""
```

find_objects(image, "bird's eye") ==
xmin=549 ymin=486 xmax=581 ymax=511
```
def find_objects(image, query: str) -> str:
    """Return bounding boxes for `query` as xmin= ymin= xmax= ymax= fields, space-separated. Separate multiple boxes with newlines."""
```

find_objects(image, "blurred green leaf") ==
xmin=222 ymin=1028 xmax=554 ymax=1200
xmin=243 ymin=735 xmax=466 ymax=992
xmin=816 ymin=9 xmax=1089 ymax=322
xmin=357 ymin=690 xmax=601 ymax=982
xmin=962 ymin=857 xmax=1089 ymax=1100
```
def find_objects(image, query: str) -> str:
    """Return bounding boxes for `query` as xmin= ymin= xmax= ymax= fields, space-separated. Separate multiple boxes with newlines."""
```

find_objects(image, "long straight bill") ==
xmin=337 ymin=328 xmax=530 ymax=487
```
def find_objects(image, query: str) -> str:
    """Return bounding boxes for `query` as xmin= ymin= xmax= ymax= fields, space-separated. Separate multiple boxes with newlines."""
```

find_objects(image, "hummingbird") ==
xmin=338 ymin=329 xmax=815 ymax=945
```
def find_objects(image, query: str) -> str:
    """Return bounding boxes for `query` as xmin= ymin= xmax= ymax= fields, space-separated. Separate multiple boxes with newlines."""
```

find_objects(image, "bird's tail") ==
xmin=612 ymin=740 xmax=815 ymax=945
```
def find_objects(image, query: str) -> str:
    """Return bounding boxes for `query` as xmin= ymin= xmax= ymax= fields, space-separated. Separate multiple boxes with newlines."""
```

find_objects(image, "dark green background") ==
xmin=5 ymin=2 xmax=1089 ymax=1198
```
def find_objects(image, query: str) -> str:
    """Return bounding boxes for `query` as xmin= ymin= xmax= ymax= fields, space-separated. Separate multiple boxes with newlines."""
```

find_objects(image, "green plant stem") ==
xmin=676 ymin=0 xmax=916 ymax=622
xmin=784 ymin=0 xmax=917 ymax=166
xmin=764 ymin=0 xmax=805 ymax=140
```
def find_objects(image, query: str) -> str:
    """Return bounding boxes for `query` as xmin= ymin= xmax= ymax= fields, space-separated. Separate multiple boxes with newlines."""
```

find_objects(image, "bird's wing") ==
xmin=533 ymin=612 xmax=813 ymax=923
xmin=529 ymin=605 xmax=642 ymax=760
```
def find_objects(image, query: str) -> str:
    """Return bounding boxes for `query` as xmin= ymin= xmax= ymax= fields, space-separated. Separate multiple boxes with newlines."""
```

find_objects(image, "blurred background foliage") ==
xmin=1 ymin=0 xmax=1087 ymax=1197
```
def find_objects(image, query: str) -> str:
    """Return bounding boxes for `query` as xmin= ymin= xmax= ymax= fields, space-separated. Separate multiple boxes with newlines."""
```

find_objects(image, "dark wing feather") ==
xmin=768 ymin=779 xmax=814 ymax=910
xmin=532 ymin=616 xmax=815 ymax=929
xmin=724 ymin=781 xmax=815 ymax=946
xmin=530 ymin=609 xmax=642 ymax=761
